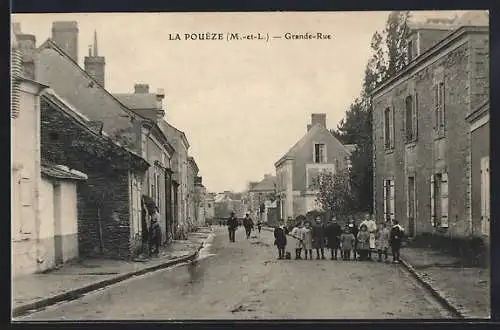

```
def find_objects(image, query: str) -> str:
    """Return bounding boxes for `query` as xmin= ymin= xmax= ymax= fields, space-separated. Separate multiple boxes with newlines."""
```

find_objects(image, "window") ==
xmin=430 ymin=173 xmax=448 ymax=228
xmin=208 ymin=203 xmax=212 ymax=208
xmin=49 ymin=132 xmax=59 ymax=141
xmin=383 ymin=179 xmax=395 ymax=223
xmin=314 ymin=143 xmax=326 ymax=163
xmin=405 ymin=96 xmax=413 ymax=141
xmin=384 ymin=107 xmax=394 ymax=150
xmin=408 ymin=40 xmax=413 ymax=62
xmin=335 ymin=159 xmax=340 ymax=171
xmin=433 ymin=80 xmax=446 ymax=137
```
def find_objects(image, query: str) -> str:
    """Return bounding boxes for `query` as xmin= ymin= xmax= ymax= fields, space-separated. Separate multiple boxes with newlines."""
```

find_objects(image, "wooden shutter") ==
xmin=390 ymin=108 xmax=395 ymax=149
xmin=413 ymin=92 xmax=418 ymax=139
xmin=389 ymin=180 xmax=395 ymax=223
xmin=430 ymin=174 xmax=435 ymax=227
xmin=383 ymin=180 xmax=387 ymax=222
xmin=481 ymin=157 xmax=490 ymax=235
xmin=440 ymin=82 xmax=445 ymax=130
xmin=440 ymin=173 xmax=449 ymax=228
xmin=433 ymin=85 xmax=438 ymax=130
xmin=383 ymin=109 xmax=387 ymax=148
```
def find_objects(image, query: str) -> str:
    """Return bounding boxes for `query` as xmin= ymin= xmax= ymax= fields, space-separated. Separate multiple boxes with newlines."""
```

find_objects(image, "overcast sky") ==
xmin=12 ymin=11 xmax=465 ymax=193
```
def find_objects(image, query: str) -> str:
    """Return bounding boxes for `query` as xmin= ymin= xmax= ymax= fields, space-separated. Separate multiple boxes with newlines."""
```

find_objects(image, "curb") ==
xmin=13 ymin=235 xmax=210 ymax=318
xmin=399 ymin=256 xmax=469 ymax=319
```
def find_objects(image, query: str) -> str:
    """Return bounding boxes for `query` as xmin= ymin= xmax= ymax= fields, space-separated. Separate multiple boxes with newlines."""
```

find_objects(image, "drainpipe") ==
xmin=34 ymin=86 xmax=48 ymax=267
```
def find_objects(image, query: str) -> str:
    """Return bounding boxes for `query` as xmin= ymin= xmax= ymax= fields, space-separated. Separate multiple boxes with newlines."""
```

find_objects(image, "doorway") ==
xmin=53 ymin=183 xmax=63 ymax=265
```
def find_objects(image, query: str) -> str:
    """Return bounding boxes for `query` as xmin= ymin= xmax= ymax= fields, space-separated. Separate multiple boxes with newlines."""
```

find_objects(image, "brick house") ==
xmin=466 ymin=100 xmax=489 ymax=241
xmin=371 ymin=12 xmax=489 ymax=239
xmin=40 ymin=89 xmax=149 ymax=259
xmin=275 ymin=113 xmax=353 ymax=221
xmin=114 ymin=84 xmax=176 ymax=244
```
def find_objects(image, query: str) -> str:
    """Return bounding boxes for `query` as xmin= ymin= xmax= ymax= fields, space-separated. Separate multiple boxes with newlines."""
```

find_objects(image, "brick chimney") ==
xmin=52 ymin=21 xmax=79 ymax=63
xmin=84 ymin=30 xmax=106 ymax=87
xmin=311 ymin=113 xmax=327 ymax=128
xmin=134 ymin=84 xmax=149 ymax=94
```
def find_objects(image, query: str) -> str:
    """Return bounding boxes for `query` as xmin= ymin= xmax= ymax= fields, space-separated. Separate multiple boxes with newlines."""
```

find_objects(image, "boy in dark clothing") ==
xmin=340 ymin=228 xmax=356 ymax=260
xmin=326 ymin=217 xmax=342 ymax=260
xmin=227 ymin=212 xmax=238 ymax=243
xmin=274 ymin=221 xmax=288 ymax=259
xmin=312 ymin=216 xmax=326 ymax=260
xmin=243 ymin=213 xmax=254 ymax=239
xmin=390 ymin=220 xmax=404 ymax=263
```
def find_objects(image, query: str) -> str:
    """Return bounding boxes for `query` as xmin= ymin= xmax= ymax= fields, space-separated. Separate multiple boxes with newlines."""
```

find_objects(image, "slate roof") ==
xmin=41 ymin=163 xmax=88 ymax=181
xmin=250 ymin=176 xmax=276 ymax=192
xmin=113 ymin=93 xmax=158 ymax=110
xmin=275 ymin=124 xmax=351 ymax=167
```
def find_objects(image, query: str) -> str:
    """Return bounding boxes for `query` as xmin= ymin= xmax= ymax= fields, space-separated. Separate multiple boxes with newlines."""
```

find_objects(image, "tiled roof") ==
xmin=113 ymin=93 xmax=158 ymax=110
xmin=41 ymin=163 xmax=88 ymax=181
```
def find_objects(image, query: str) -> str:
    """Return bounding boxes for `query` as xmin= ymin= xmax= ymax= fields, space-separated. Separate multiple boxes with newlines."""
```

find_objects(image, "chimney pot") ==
xmin=134 ymin=84 xmax=149 ymax=94
xmin=12 ymin=22 xmax=22 ymax=35
xmin=52 ymin=21 xmax=79 ymax=62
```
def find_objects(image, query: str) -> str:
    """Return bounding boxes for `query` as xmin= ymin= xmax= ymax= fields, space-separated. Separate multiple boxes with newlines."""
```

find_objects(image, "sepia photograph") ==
xmin=10 ymin=10 xmax=490 ymax=320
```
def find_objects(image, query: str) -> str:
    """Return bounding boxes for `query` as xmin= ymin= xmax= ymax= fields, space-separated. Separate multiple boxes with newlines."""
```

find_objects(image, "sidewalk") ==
xmin=400 ymin=246 xmax=490 ymax=319
xmin=12 ymin=227 xmax=213 ymax=317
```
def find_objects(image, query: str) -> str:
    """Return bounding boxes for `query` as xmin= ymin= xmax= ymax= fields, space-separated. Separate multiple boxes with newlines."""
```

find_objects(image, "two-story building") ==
xmin=205 ymin=193 xmax=216 ymax=222
xmin=114 ymin=84 xmax=176 ymax=244
xmin=275 ymin=113 xmax=353 ymax=221
xmin=187 ymin=157 xmax=199 ymax=229
xmin=194 ymin=176 xmax=207 ymax=227
xmin=159 ymin=120 xmax=190 ymax=237
xmin=246 ymin=174 xmax=277 ymax=223
xmin=371 ymin=11 xmax=489 ymax=239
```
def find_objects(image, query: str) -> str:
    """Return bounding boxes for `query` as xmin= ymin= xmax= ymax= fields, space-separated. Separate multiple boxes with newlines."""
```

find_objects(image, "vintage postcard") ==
xmin=11 ymin=10 xmax=490 ymax=320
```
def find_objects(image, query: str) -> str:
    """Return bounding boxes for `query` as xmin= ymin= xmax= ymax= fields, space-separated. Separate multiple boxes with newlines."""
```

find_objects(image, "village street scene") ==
xmin=11 ymin=10 xmax=490 ymax=320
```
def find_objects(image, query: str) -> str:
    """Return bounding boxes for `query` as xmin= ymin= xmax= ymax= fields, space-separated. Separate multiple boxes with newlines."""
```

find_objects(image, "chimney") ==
xmin=12 ymin=22 xmax=22 ymax=35
xmin=311 ymin=113 xmax=327 ymax=128
xmin=17 ymin=34 xmax=36 ymax=79
xmin=84 ymin=30 xmax=106 ymax=87
xmin=134 ymin=84 xmax=150 ymax=94
xmin=52 ymin=21 xmax=79 ymax=62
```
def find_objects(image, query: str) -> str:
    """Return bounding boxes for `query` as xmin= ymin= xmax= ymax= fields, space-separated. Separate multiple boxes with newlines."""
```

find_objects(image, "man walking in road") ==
xmin=227 ymin=212 xmax=238 ymax=243
xmin=243 ymin=213 xmax=254 ymax=239
xmin=312 ymin=216 xmax=326 ymax=260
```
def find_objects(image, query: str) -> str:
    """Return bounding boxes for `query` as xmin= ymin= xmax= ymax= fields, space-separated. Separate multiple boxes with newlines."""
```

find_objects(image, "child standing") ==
xmin=375 ymin=222 xmax=390 ymax=262
xmin=290 ymin=222 xmax=304 ymax=260
xmin=301 ymin=221 xmax=313 ymax=260
xmin=340 ymin=228 xmax=355 ymax=261
xmin=356 ymin=224 xmax=370 ymax=261
xmin=390 ymin=220 xmax=405 ymax=263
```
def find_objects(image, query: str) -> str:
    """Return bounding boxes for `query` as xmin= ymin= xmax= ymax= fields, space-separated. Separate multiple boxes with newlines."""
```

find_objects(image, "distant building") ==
xmin=246 ymin=174 xmax=277 ymax=223
xmin=194 ymin=176 xmax=207 ymax=226
xmin=371 ymin=11 xmax=489 ymax=239
xmin=274 ymin=113 xmax=353 ymax=220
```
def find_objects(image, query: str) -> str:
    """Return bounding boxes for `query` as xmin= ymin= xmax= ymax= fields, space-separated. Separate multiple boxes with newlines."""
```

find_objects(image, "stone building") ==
xmin=246 ymin=174 xmax=277 ymax=223
xmin=187 ymin=157 xmax=199 ymax=229
xmin=40 ymin=89 xmax=149 ymax=259
xmin=275 ymin=113 xmax=353 ymax=220
xmin=114 ymin=84 xmax=176 ymax=244
xmin=205 ymin=193 xmax=216 ymax=222
xmin=195 ymin=176 xmax=207 ymax=227
xmin=371 ymin=12 xmax=489 ymax=239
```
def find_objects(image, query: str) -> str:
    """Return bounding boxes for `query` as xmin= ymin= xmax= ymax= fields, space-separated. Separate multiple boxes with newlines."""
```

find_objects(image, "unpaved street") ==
xmin=17 ymin=227 xmax=454 ymax=320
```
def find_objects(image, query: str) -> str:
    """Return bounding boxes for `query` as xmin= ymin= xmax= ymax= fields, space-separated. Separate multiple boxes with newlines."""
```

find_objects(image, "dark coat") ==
xmin=312 ymin=223 xmax=326 ymax=249
xmin=243 ymin=217 xmax=254 ymax=229
xmin=390 ymin=225 xmax=404 ymax=246
xmin=325 ymin=222 xmax=342 ymax=249
xmin=227 ymin=216 xmax=238 ymax=230
xmin=274 ymin=226 xmax=287 ymax=247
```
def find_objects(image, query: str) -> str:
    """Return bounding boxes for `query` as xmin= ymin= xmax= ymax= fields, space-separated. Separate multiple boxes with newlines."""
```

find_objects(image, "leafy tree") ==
xmin=330 ymin=11 xmax=410 ymax=214
xmin=315 ymin=169 xmax=356 ymax=217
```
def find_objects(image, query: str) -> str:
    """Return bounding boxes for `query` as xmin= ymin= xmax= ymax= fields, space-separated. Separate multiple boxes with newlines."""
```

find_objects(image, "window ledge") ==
xmin=434 ymin=134 xmax=447 ymax=141
xmin=405 ymin=141 xmax=417 ymax=148
xmin=384 ymin=148 xmax=395 ymax=155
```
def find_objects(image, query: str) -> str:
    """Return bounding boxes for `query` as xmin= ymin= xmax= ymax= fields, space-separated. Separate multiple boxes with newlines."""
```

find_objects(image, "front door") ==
xmin=53 ymin=184 xmax=63 ymax=265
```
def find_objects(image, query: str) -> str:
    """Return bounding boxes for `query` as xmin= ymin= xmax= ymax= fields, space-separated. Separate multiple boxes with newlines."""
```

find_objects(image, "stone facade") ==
xmin=372 ymin=23 xmax=489 ymax=239
xmin=40 ymin=94 xmax=149 ymax=259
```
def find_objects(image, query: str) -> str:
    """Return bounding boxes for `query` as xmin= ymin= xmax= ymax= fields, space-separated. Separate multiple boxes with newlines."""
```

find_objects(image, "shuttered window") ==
xmin=384 ymin=108 xmax=391 ymax=149
xmin=481 ymin=157 xmax=490 ymax=236
xmin=433 ymin=79 xmax=446 ymax=137
xmin=383 ymin=180 xmax=387 ymax=221
xmin=383 ymin=179 xmax=394 ymax=223
xmin=389 ymin=180 xmax=395 ymax=223
xmin=413 ymin=92 xmax=419 ymax=140
xmin=440 ymin=173 xmax=449 ymax=228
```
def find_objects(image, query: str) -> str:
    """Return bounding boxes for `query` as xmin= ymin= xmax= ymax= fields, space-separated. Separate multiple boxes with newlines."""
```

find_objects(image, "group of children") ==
xmin=274 ymin=214 xmax=405 ymax=263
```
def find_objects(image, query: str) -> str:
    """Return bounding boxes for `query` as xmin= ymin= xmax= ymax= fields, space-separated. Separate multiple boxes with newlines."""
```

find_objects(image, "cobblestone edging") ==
xmin=12 ymin=237 xmax=209 ymax=318
xmin=399 ymin=257 xmax=469 ymax=319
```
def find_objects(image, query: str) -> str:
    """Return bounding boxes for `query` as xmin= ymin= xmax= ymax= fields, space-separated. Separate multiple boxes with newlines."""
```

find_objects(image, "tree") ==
xmin=315 ymin=169 xmax=356 ymax=217
xmin=330 ymin=11 xmax=410 ymax=214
